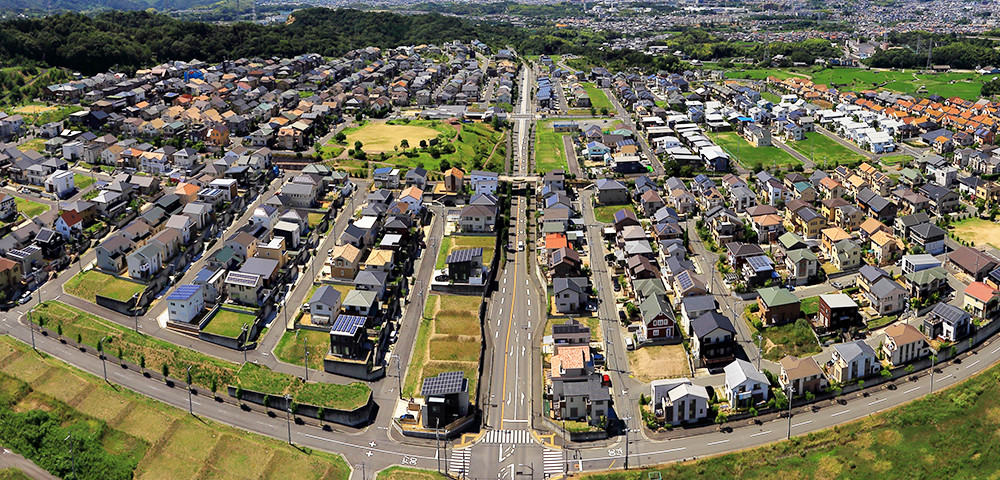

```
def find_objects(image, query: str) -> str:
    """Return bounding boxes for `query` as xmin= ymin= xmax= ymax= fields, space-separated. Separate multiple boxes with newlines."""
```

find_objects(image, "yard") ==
xmin=950 ymin=218 xmax=1000 ymax=248
xmin=74 ymin=173 xmax=96 ymax=190
xmin=592 ymin=204 xmax=634 ymax=224
xmin=800 ymin=295 xmax=821 ymax=317
xmin=0 ymin=336 xmax=351 ymax=480
xmin=435 ymin=234 xmax=496 ymax=269
xmin=627 ymin=344 xmax=690 ymax=383
xmin=707 ymin=131 xmax=802 ymax=170
xmin=402 ymin=294 xmax=481 ymax=401
xmin=16 ymin=138 xmax=44 ymax=152
xmin=13 ymin=196 xmax=49 ymax=219
xmin=275 ymin=328 xmax=334 ymax=370
xmin=583 ymin=347 xmax=1000 ymax=480
xmin=201 ymin=306 xmax=257 ymax=338
xmin=534 ymin=118 xmax=573 ymax=173
xmin=63 ymin=270 xmax=146 ymax=303
xmin=787 ymin=132 xmax=864 ymax=168
xmin=760 ymin=319 xmax=821 ymax=361
xmin=581 ymin=83 xmax=613 ymax=111
xmin=27 ymin=301 xmax=370 ymax=411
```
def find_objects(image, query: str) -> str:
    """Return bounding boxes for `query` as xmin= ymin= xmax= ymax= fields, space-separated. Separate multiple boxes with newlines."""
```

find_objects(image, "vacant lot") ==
xmin=800 ymin=295 xmax=820 ymax=317
xmin=13 ymin=197 xmax=48 ymax=219
xmin=761 ymin=319 xmax=821 ymax=361
xmin=788 ymin=132 xmax=864 ymax=168
xmin=16 ymin=138 xmax=44 ymax=153
xmin=74 ymin=173 xmax=96 ymax=190
xmin=707 ymin=131 xmax=802 ymax=170
xmin=581 ymin=83 xmax=613 ymax=111
xmin=535 ymin=119 xmax=573 ymax=173
xmin=403 ymin=294 xmax=481 ymax=401
xmin=0 ymin=337 xmax=351 ymax=480
xmin=593 ymin=204 xmax=634 ymax=224
xmin=627 ymin=344 xmax=690 ymax=383
xmin=202 ymin=306 xmax=257 ymax=338
xmin=346 ymin=122 xmax=442 ymax=153
xmin=728 ymin=67 xmax=990 ymax=100
xmin=881 ymin=154 xmax=913 ymax=167
xmin=64 ymin=270 xmax=146 ymax=303
xmin=436 ymin=234 xmax=496 ymax=269
xmin=951 ymin=218 xmax=1000 ymax=248
xmin=275 ymin=328 xmax=331 ymax=370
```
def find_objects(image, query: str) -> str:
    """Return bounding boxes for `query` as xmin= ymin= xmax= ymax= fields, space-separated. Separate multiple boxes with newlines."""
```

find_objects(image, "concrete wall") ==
xmin=322 ymin=357 xmax=386 ymax=381
xmin=226 ymin=385 xmax=374 ymax=427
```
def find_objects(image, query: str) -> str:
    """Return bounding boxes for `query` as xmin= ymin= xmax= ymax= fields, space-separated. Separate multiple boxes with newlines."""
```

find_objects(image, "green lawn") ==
xmin=363 ymin=121 xmax=505 ymax=172
xmin=74 ymin=173 xmax=96 ymax=190
xmin=274 ymin=328 xmax=331 ymax=370
xmin=707 ymin=131 xmax=802 ymax=170
xmin=881 ymin=154 xmax=913 ymax=167
xmin=534 ymin=118 xmax=574 ymax=173
xmin=584 ymin=344 xmax=1000 ymax=480
xmin=593 ymin=204 xmax=635 ymax=224
xmin=581 ymin=82 xmax=613 ymax=111
xmin=787 ymin=131 xmax=864 ymax=168
xmin=16 ymin=138 xmax=45 ymax=152
xmin=27 ymin=301 xmax=370 ymax=411
xmin=436 ymin=234 xmax=496 ymax=269
xmin=800 ymin=295 xmax=820 ymax=316
xmin=376 ymin=466 xmax=448 ymax=480
xmin=319 ymin=142 xmax=345 ymax=160
xmin=63 ymin=270 xmax=146 ymax=303
xmin=0 ymin=336 xmax=351 ymax=480
xmin=760 ymin=91 xmax=782 ymax=104
xmin=760 ymin=318 xmax=821 ymax=361
xmin=13 ymin=197 xmax=49 ymax=218
xmin=201 ymin=306 xmax=257 ymax=338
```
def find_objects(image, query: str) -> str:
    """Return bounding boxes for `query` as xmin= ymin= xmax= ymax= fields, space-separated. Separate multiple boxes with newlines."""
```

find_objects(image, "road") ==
xmin=606 ymin=86 xmax=664 ymax=176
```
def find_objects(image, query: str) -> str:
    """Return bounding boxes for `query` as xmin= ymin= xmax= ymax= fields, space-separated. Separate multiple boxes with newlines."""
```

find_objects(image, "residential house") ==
xmin=785 ymin=249 xmax=819 ymax=286
xmin=949 ymin=245 xmax=999 ymax=281
xmin=690 ymin=311 xmax=736 ymax=369
xmin=95 ymin=234 xmax=133 ymax=273
xmin=649 ymin=379 xmax=710 ymax=426
xmin=964 ymin=282 xmax=1000 ymax=320
xmin=817 ymin=293 xmax=860 ymax=330
xmin=723 ymin=359 xmax=770 ymax=407
xmin=903 ymin=266 xmax=950 ymax=300
xmin=779 ymin=355 xmax=827 ymax=396
xmin=458 ymin=204 xmax=496 ymax=233
xmin=832 ymin=239 xmax=862 ymax=271
xmin=757 ymin=287 xmax=800 ymax=326
xmin=553 ymin=277 xmax=589 ymax=313
xmin=595 ymin=178 xmax=629 ymax=205
xmin=829 ymin=340 xmax=879 ymax=383
xmin=165 ymin=284 xmax=204 ymax=324
xmin=308 ymin=285 xmax=343 ymax=325
xmin=882 ymin=323 xmax=929 ymax=367
xmin=639 ymin=294 xmax=677 ymax=342
xmin=924 ymin=302 xmax=971 ymax=342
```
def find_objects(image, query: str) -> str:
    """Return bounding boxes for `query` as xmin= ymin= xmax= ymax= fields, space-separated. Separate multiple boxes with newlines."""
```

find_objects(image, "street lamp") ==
xmin=929 ymin=350 xmax=938 ymax=393
xmin=394 ymin=355 xmax=403 ymax=400
xmin=302 ymin=338 xmax=308 ymax=382
xmin=786 ymin=383 xmax=795 ymax=439
xmin=241 ymin=324 xmax=249 ymax=363
xmin=284 ymin=394 xmax=292 ymax=444
xmin=131 ymin=292 xmax=140 ymax=332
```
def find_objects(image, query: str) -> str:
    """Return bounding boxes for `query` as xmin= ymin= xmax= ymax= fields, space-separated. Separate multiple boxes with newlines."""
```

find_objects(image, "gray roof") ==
xmin=310 ymin=284 xmax=342 ymax=307
xmin=724 ymin=358 xmax=768 ymax=386
xmin=343 ymin=289 xmax=378 ymax=307
xmin=833 ymin=340 xmax=876 ymax=364
xmin=691 ymin=311 xmax=735 ymax=337
xmin=930 ymin=302 xmax=970 ymax=325
xmin=681 ymin=294 xmax=716 ymax=313
xmin=446 ymin=247 xmax=483 ymax=264
xmin=553 ymin=276 xmax=588 ymax=294
xmin=354 ymin=270 xmax=388 ymax=288
xmin=871 ymin=277 xmax=906 ymax=298
xmin=562 ymin=374 xmax=611 ymax=401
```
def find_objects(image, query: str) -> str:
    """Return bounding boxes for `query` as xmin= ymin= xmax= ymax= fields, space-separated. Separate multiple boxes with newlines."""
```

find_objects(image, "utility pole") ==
xmin=99 ymin=336 xmax=109 ymax=382
xmin=285 ymin=394 xmax=293 ymax=444
xmin=756 ymin=333 xmax=764 ymax=371
xmin=241 ymin=324 xmax=249 ymax=363
xmin=132 ymin=292 xmax=140 ymax=332
xmin=786 ymin=383 xmax=794 ymax=439
xmin=435 ymin=417 xmax=441 ymax=474
xmin=395 ymin=355 xmax=403 ymax=399
xmin=65 ymin=434 xmax=76 ymax=479
xmin=303 ymin=338 xmax=309 ymax=382
xmin=187 ymin=366 xmax=194 ymax=414
xmin=929 ymin=351 xmax=937 ymax=393
xmin=624 ymin=416 xmax=630 ymax=470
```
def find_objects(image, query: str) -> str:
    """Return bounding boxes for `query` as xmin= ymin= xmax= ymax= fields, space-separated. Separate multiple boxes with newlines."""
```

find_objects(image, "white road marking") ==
xmin=749 ymin=430 xmax=771 ymax=438
xmin=868 ymin=398 xmax=886 ymax=406
xmin=791 ymin=420 xmax=812 ymax=428
xmin=903 ymin=386 xmax=921 ymax=394
xmin=706 ymin=439 xmax=730 ymax=446
xmin=495 ymin=331 xmax=499 ymax=338
xmin=939 ymin=374 xmax=953 ymax=380
xmin=966 ymin=360 xmax=981 ymax=369
xmin=503 ymin=288 xmax=506 ymax=294
xmin=527 ymin=298 xmax=530 ymax=307
xmin=830 ymin=409 xmax=851 ymax=417
xmin=992 ymin=345 xmax=1000 ymax=355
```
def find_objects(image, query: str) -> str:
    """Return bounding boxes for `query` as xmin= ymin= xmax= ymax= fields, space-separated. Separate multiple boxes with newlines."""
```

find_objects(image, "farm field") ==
xmin=63 ymin=270 xmax=145 ymax=303
xmin=787 ymin=131 xmax=865 ymax=168
xmin=707 ymin=131 xmax=802 ymax=170
xmin=0 ymin=336 xmax=350 ymax=480
xmin=881 ymin=154 xmax=913 ymax=167
xmin=13 ymin=197 xmax=49 ymax=218
xmin=403 ymin=294 xmax=481 ymax=401
xmin=534 ymin=118 xmax=574 ymax=173
xmin=728 ymin=67 xmax=991 ymax=100
xmin=27 ymin=301 xmax=370 ymax=411
xmin=951 ymin=218 xmax=1000 ymax=248
xmin=581 ymin=82 xmax=613 ymax=111
xmin=583 ymin=347 xmax=1000 ymax=480
xmin=436 ymin=234 xmax=496 ymax=269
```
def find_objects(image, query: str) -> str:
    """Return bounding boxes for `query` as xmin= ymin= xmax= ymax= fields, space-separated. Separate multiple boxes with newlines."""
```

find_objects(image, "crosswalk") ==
xmin=543 ymin=448 xmax=564 ymax=477
xmin=479 ymin=429 xmax=534 ymax=444
xmin=449 ymin=447 xmax=470 ymax=476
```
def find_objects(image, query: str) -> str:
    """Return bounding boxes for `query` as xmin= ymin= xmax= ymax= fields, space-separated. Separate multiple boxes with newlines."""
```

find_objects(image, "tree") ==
xmin=880 ymin=368 xmax=892 ymax=380
xmin=419 ymin=139 xmax=428 ymax=149
xmin=117 ymin=346 xmax=124 ymax=363
xmin=186 ymin=367 xmax=193 ymax=387
xmin=210 ymin=378 xmax=218 ymax=397
xmin=317 ymin=407 xmax=326 ymax=427
xmin=236 ymin=387 xmax=244 ymax=406
xmin=354 ymin=140 xmax=363 ymax=151
xmin=57 ymin=323 xmax=63 ymax=337
xmin=600 ymin=106 xmax=609 ymax=116
xmin=400 ymin=139 xmax=409 ymax=148
xmin=161 ymin=363 xmax=170 ymax=381
xmin=983 ymin=78 xmax=1000 ymax=97
xmin=76 ymin=333 xmax=82 ymax=345
xmin=904 ymin=364 xmax=915 ymax=375
xmin=589 ymin=106 xmax=597 ymax=116
xmin=439 ymin=159 xmax=451 ymax=172
xmin=334 ymin=132 xmax=346 ymax=143
xmin=140 ymin=354 xmax=146 ymax=372
xmin=858 ymin=379 xmax=865 ymax=391
xmin=804 ymin=390 xmax=815 ymax=402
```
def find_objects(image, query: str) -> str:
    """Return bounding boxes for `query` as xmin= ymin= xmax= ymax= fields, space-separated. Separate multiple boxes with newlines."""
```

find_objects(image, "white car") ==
xmin=518 ymin=241 xmax=525 ymax=251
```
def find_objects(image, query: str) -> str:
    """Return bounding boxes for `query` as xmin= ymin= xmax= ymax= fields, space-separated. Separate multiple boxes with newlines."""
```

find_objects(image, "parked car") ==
xmin=601 ymin=374 xmax=611 ymax=387
xmin=18 ymin=292 xmax=32 ymax=305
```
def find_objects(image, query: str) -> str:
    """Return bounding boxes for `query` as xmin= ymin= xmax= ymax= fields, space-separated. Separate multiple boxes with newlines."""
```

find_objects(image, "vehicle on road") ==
xmin=518 ymin=240 xmax=524 ymax=251
xmin=18 ymin=292 xmax=32 ymax=305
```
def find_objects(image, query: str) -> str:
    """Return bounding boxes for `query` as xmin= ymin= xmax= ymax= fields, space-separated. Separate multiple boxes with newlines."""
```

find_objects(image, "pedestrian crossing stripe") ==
xmin=543 ymin=448 xmax=564 ymax=477
xmin=479 ymin=429 xmax=534 ymax=444
xmin=449 ymin=447 xmax=471 ymax=476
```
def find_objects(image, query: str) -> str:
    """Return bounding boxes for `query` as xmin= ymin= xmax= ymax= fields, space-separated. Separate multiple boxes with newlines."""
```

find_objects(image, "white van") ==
xmin=624 ymin=337 xmax=635 ymax=351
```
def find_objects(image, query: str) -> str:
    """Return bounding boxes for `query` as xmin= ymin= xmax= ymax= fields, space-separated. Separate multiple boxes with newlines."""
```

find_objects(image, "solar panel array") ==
xmin=676 ymin=270 xmax=694 ymax=290
xmin=225 ymin=271 xmax=261 ymax=287
xmin=330 ymin=315 xmax=366 ymax=336
xmin=167 ymin=284 xmax=200 ymax=301
xmin=421 ymin=371 xmax=466 ymax=396
xmin=446 ymin=247 xmax=483 ymax=264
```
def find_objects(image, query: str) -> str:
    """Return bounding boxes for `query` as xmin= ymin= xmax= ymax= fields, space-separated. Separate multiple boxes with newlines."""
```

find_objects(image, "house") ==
xmin=373 ymin=167 xmax=401 ymax=188
xmin=458 ymin=204 xmax=496 ymax=233
xmin=904 ymin=266 xmax=950 ymax=300
xmin=165 ymin=215 xmax=194 ymax=244
xmin=44 ymin=170 xmax=75 ymax=199
xmin=595 ymin=178 xmax=629 ymax=205
xmin=354 ymin=270 xmax=388 ymax=300
xmin=901 ymin=253 xmax=941 ymax=274
xmin=673 ymin=269 xmax=707 ymax=297
xmin=639 ymin=294 xmax=677 ymax=342
xmin=95 ymin=234 xmax=133 ymax=273
xmin=785 ymin=249 xmax=819 ymax=286
xmin=443 ymin=167 xmax=464 ymax=193
xmin=909 ymin=223 xmax=946 ymax=255
xmin=552 ymin=319 xmax=592 ymax=346
xmin=308 ymin=285 xmax=343 ymax=325
xmin=870 ymin=230 xmax=900 ymax=266
xmin=690 ymin=311 xmax=736 ymax=369
xmin=817 ymin=293 xmax=859 ymax=330
xmin=829 ymin=340 xmax=879 ymax=383
xmin=821 ymin=227 xmax=852 ymax=257
xmin=832 ymin=239 xmax=862 ymax=271
xmin=166 ymin=284 xmax=204 ymax=324
xmin=964 ymin=282 xmax=1000 ymax=320
xmin=882 ymin=323 xmax=929 ymax=367
xmin=342 ymin=289 xmax=379 ymax=317
xmin=470 ymin=170 xmax=499 ymax=195
xmin=757 ymin=287 xmax=800 ymax=326
xmin=640 ymin=190 xmax=665 ymax=217
xmin=446 ymin=247 xmax=484 ymax=283
xmin=126 ymin=243 xmax=162 ymax=280
xmin=779 ymin=355 xmax=827 ymax=396
xmin=860 ymin=266 xmax=909 ymax=316
xmin=723 ymin=359 xmax=769 ymax=407
xmin=680 ymin=295 xmax=716 ymax=335
xmin=54 ymin=210 xmax=84 ymax=240
xmin=0 ymin=193 xmax=16 ymax=221
xmin=924 ymin=303 xmax=971 ymax=342
xmin=420 ymin=371 xmax=471 ymax=429
xmin=649 ymin=378 xmax=709 ymax=426
xmin=550 ymin=247 xmax=582 ymax=277
xmin=553 ymin=277 xmax=589 ymax=314
xmin=405 ymin=167 xmax=428 ymax=189
xmin=949 ymin=246 xmax=998 ymax=281
xmin=328 ymin=314 xmax=369 ymax=361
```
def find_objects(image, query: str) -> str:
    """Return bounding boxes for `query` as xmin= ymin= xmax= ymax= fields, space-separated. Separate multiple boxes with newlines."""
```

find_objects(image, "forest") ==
xmin=866 ymin=32 xmax=1000 ymax=70
xmin=0 ymin=8 xmax=682 ymax=76
xmin=649 ymin=28 xmax=840 ymax=64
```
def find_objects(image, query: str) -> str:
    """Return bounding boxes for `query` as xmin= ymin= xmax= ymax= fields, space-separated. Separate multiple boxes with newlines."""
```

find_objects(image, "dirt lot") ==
xmin=346 ymin=122 xmax=442 ymax=153
xmin=951 ymin=218 xmax=1000 ymax=248
xmin=13 ymin=105 xmax=57 ymax=114
xmin=627 ymin=344 xmax=690 ymax=383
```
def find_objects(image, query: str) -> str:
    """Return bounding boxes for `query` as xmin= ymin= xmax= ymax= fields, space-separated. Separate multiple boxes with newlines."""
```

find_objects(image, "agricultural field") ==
xmin=27 ymin=301 xmax=370 ymax=411
xmin=64 ymin=270 xmax=145 ymax=303
xmin=13 ymin=197 xmax=49 ymax=219
xmin=581 ymin=82 xmax=613 ymax=111
xmin=583 ymin=351 xmax=1000 ymax=480
xmin=436 ymin=234 xmax=496 ymax=269
xmin=0 ymin=336 xmax=351 ymax=480
xmin=201 ymin=306 xmax=257 ymax=338
xmin=593 ymin=204 xmax=635 ymax=224
xmin=728 ymin=67 xmax=991 ymax=101
xmin=950 ymin=218 xmax=1000 ymax=248
xmin=880 ymin=154 xmax=913 ymax=167
xmin=534 ymin=118 xmax=574 ymax=173
xmin=708 ymin=131 xmax=802 ymax=170
xmin=787 ymin=132 xmax=865 ymax=168
xmin=403 ymin=294 xmax=482 ymax=401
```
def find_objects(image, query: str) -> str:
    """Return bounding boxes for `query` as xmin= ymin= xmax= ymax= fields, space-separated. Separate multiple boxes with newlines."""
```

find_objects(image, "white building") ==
xmin=45 ymin=170 xmax=76 ymax=198
xmin=166 ymin=284 xmax=205 ymax=324
xmin=723 ymin=359 xmax=769 ymax=407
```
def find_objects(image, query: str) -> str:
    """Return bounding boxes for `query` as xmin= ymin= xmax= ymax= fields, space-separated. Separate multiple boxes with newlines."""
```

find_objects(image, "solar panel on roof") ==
xmin=167 ymin=284 xmax=200 ymax=301
xmin=421 ymin=371 xmax=466 ymax=396
xmin=677 ymin=271 xmax=694 ymax=290
xmin=225 ymin=271 xmax=260 ymax=287
xmin=330 ymin=315 xmax=366 ymax=336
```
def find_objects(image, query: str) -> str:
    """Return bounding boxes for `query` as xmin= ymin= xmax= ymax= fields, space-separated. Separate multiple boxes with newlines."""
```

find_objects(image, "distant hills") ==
xmin=0 ymin=0 xmax=225 ymax=13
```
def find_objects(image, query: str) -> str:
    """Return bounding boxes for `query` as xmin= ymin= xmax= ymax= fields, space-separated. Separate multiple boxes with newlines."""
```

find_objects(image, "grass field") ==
xmin=627 ymin=344 xmax=690 ymax=383
xmin=788 ymin=132 xmax=864 ymax=168
xmin=584 ymin=343 xmax=1000 ymax=480
xmin=761 ymin=318 xmax=821 ymax=361
xmin=13 ymin=197 xmax=48 ymax=218
xmin=274 ymin=328 xmax=331 ymax=370
xmin=74 ymin=173 xmax=95 ymax=190
xmin=16 ymin=138 xmax=44 ymax=152
xmin=0 ymin=469 xmax=30 ymax=480
xmin=800 ymin=295 xmax=820 ymax=316
xmin=951 ymin=218 xmax=1000 ymax=248
xmin=707 ymin=131 xmax=802 ymax=170
xmin=881 ymin=154 xmax=913 ymax=167
xmin=28 ymin=301 xmax=370 ymax=410
xmin=535 ymin=118 xmax=573 ymax=173
xmin=63 ymin=270 xmax=145 ymax=303
xmin=581 ymin=83 xmax=613 ymax=111
xmin=593 ymin=204 xmax=634 ymax=224
xmin=728 ymin=67 xmax=991 ymax=100
xmin=319 ymin=142 xmax=345 ymax=160
xmin=346 ymin=122 xmax=442 ymax=153
xmin=376 ymin=466 xmax=448 ymax=480
xmin=403 ymin=294 xmax=481 ymax=401
xmin=201 ymin=306 xmax=257 ymax=338
xmin=0 ymin=336 xmax=351 ymax=480
xmin=760 ymin=91 xmax=782 ymax=104
xmin=436 ymin=234 xmax=496 ymax=269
